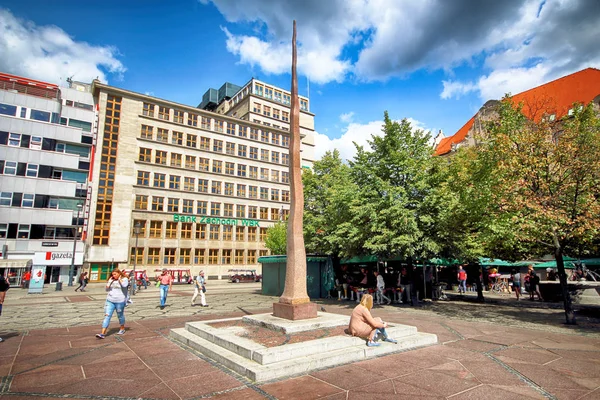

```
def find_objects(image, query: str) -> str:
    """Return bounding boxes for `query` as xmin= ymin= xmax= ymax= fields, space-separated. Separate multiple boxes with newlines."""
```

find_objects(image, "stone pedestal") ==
xmin=273 ymin=302 xmax=317 ymax=320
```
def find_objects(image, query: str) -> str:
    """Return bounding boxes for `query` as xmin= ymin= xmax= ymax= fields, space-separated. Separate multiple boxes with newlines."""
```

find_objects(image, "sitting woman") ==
xmin=348 ymin=294 xmax=397 ymax=347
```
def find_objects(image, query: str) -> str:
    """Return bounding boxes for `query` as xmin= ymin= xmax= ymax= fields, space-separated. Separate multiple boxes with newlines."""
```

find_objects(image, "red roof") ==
xmin=435 ymin=68 xmax=600 ymax=156
xmin=0 ymin=71 xmax=58 ymax=90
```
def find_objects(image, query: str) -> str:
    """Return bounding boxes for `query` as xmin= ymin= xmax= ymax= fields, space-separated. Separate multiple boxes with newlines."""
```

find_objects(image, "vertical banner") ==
xmin=28 ymin=266 xmax=45 ymax=294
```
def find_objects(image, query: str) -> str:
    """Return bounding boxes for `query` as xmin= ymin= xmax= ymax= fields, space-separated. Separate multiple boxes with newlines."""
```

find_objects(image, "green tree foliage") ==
xmin=453 ymin=100 xmax=600 ymax=323
xmin=264 ymin=221 xmax=288 ymax=255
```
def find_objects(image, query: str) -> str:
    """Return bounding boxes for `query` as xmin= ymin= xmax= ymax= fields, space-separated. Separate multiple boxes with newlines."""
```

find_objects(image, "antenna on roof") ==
xmin=66 ymin=75 xmax=74 ymax=88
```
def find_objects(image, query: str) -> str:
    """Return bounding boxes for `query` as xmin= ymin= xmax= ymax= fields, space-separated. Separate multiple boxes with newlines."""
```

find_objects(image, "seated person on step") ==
xmin=348 ymin=294 xmax=397 ymax=347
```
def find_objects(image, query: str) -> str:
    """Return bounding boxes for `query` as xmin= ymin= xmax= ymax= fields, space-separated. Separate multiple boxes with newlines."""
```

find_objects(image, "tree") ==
xmin=265 ymin=221 xmax=288 ymax=255
xmin=462 ymin=100 xmax=600 ymax=324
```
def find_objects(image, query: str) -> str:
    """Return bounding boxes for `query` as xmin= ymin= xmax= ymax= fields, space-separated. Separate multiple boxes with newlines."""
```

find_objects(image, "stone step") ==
xmin=171 ymin=327 xmax=437 ymax=382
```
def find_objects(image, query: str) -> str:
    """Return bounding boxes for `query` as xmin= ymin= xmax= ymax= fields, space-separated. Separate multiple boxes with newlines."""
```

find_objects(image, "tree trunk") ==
xmin=476 ymin=264 xmax=485 ymax=303
xmin=553 ymin=235 xmax=576 ymax=325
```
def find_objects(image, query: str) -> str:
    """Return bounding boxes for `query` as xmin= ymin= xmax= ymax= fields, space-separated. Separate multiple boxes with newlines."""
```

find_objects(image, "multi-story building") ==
xmin=0 ymin=72 xmax=94 ymax=287
xmin=435 ymin=68 xmax=600 ymax=156
xmin=86 ymin=79 xmax=315 ymax=281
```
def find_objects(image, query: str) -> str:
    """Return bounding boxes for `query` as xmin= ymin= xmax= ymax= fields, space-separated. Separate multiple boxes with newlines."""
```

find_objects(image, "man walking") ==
xmin=457 ymin=265 xmax=467 ymax=294
xmin=396 ymin=267 xmax=411 ymax=304
xmin=374 ymin=270 xmax=391 ymax=305
xmin=191 ymin=270 xmax=208 ymax=307
xmin=157 ymin=268 xmax=173 ymax=310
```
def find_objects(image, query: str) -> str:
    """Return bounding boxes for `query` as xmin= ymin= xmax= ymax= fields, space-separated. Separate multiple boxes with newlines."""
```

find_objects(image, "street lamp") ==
xmin=131 ymin=221 xmax=142 ymax=296
xmin=68 ymin=203 xmax=83 ymax=286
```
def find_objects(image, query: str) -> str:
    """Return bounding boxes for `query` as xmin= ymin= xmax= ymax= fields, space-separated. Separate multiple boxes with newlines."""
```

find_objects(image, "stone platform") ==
xmin=170 ymin=312 xmax=437 ymax=382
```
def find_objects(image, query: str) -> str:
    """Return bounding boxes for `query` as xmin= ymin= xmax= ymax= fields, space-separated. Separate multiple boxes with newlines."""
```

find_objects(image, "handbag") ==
xmin=202 ymin=285 xmax=206 ymax=293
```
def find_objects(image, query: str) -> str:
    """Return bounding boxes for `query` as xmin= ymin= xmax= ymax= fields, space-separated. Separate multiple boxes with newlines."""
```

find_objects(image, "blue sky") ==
xmin=1 ymin=0 xmax=598 ymax=160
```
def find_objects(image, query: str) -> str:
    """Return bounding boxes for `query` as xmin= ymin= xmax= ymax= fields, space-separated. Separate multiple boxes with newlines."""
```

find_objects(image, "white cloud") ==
xmin=0 ymin=8 xmax=126 ymax=84
xmin=314 ymin=117 xmax=431 ymax=162
xmin=440 ymin=80 xmax=477 ymax=99
xmin=339 ymin=111 xmax=354 ymax=123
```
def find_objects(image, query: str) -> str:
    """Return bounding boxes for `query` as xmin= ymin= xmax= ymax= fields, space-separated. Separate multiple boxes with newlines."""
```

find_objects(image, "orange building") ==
xmin=435 ymin=68 xmax=600 ymax=156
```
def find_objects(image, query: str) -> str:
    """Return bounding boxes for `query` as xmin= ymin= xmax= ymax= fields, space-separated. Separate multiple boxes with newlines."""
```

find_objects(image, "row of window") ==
xmin=0 ymin=191 xmax=83 ymax=210
xmin=0 ymin=103 xmax=92 ymax=132
xmin=133 ymin=195 xmax=290 ymax=220
xmin=0 ymin=223 xmax=83 ymax=240
xmin=0 ymin=132 xmax=92 ymax=156
xmin=229 ymin=81 xmax=309 ymax=112
xmin=130 ymin=219 xmax=270 ymax=241
xmin=136 ymin=171 xmax=290 ymax=201
xmin=129 ymin=247 xmax=269 ymax=266
xmin=251 ymin=102 xmax=290 ymax=122
xmin=0 ymin=160 xmax=89 ymax=183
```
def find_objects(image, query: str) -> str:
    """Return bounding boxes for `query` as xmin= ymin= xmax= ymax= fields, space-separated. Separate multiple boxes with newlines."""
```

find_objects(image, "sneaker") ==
xmin=367 ymin=340 xmax=380 ymax=347
xmin=95 ymin=334 xmax=105 ymax=339
xmin=116 ymin=329 xmax=126 ymax=335
xmin=0 ymin=337 xmax=3 ymax=342
xmin=202 ymin=304 xmax=209 ymax=307
xmin=384 ymin=337 xmax=398 ymax=344
xmin=387 ymin=300 xmax=392 ymax=305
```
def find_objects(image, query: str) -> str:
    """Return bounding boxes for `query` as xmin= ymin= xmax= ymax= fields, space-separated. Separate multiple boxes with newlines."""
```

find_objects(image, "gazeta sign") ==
xmin=172 ymin=214 xmax=260 ymax=227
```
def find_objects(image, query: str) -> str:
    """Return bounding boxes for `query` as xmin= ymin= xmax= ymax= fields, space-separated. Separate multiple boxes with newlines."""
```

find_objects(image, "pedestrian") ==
xmin=374 ymin=270 xmax=391 ymax=305
xmin=0 ymin=274 xmax=10 ymax=342
xmin=157 ymin=268 xmax=173 ymax=310
xmin=396 ymin=267 xmax=411 ymax=304
xmin=95 ymin=268 xmax=128 ymax=339
xmin=191 ymin=270 xmax=208 ymax=307
xmin=348 ymin=294 xmax=397 ymax=347
xmin=22 ymin=270 xmax=31 ymax=289
xmin=75 ymin=272 xmax=88 ymax=292
xmin=139 ymin=271 xmax=148 ymax=289
xmin=528 ymin=265 xmax=543 ymax=301
xmin=510 ymin=269 xmax=521 ymax=301
xmin=457 ymin=265 xmax=467 ymax=294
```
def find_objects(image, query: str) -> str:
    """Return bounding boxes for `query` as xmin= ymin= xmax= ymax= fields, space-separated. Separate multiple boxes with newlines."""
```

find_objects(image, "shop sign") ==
xmin=42 ymin=242 xmax=59 ymax=247
xmin=33 ymin=251 xmax=83 ymax=266
xmin=28 ymin=265 xmax=45 ymax=294
xmin=172 ymin=214 xmax=260 ymax=227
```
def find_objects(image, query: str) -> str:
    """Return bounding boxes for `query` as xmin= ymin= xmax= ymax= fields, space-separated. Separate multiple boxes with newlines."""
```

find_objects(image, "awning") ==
xmin=340 ymin=255 xmax=378 ymax=264
xmin=0 ymin=259 xmax=33 ymax=269
xmin=580 ymin=258 xmax=600 ymax=267
xmin=479 ymin=258 xmax=513 ymax=266
xmin=258 ymin=255 xmax=329 ymax=264
xmin=533 ymin=260 xmax=576 ymax=269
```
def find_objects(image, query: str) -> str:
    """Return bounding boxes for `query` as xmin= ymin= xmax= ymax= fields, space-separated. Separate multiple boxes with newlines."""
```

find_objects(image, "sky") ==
xmin=1 ymin=0 xmax=599 ymax=161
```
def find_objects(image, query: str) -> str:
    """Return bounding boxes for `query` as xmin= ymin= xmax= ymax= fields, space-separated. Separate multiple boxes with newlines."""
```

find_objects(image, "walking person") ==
xmin=75 ymin=272 xmax=88 ymax=292
xmin=0 ymin=274 xmax=10 ymax=342
xmin=528 ymin=265 xmax=543 ymax=301
xmin=374 ymin=270 xmax=391 ymax=305
xmin=396 ymin=267 xmax=411 ymax=304
xmin=348 ymin=294 xmax=397 ymax=347
xmin=191 ymin=270 xmax=208 ymax=307
xmin=95 ymin=269 xmax=128 ymax=339
xmin=157 ymin=268 xmax=173 ymax=310
xmin=457 ymin=265 xmax=467 ymax=294
xmin=21 ymin=270 xmax=31 ymax=289
xmin=139 ymin=271 xmax=148 ymax=289
xmin=510 ymin=269 xmax=521 ymax=301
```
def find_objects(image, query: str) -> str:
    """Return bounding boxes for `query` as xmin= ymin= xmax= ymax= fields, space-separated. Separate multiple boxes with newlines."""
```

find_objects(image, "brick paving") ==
xmin=0 ymin=283 xmax=599 ymax=399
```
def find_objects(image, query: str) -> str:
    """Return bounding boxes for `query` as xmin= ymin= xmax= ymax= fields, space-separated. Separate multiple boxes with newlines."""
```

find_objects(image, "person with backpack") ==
xmin=527 ymin=265 xmax=543 ymax=301
xmin=0 ymin=274 xmax=10 ymax=342
xmin=191 ymin=270 xmax=208 ymax=307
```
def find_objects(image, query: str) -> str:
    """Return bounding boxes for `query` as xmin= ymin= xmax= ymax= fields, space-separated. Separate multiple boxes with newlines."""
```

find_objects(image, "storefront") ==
xmin=0 ymin=259 xmax=33 ymax=287
xmin=32 ymin=251 xmax=84 ymax=284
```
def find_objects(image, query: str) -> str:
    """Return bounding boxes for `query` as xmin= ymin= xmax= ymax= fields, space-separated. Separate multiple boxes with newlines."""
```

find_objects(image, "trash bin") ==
xmin=55 ymin=282 xmax=63 ymax=291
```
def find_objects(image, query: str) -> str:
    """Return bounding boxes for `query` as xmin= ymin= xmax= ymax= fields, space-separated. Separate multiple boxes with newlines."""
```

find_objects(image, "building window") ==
xmin=209 ymin=225 xmax=220 ymax=240
xmin=151 ymin=196 xmax=164 ymax=211
xmin=199 ymin=157 xmax=209 ymax=171
xmin=271 ymin=207 xmax=280 ymax=220
xmin=184 ymin=177 xmax=195 ymax=192
xmin=166 ymin=221 xmax=178 ymax=238
xmin=235 ymin=250 xmax=244 ymax=264
xmin=223 ymin=203 xmax=234 ymax=217
xmin=137 ymin=171 xmax=150 ymax=186
xmin=226 ymin=142 xmax=235 ymax=155
xmin=30 ymin=136 xmax=42 ymax=150
xmin=148 ymin=248 xmax=160 ymax=264
xmin=282 ymin=171 xmax=289 ymax=184
xmin=0 ymin=103 xmax=17 ymax=116
xmin=171 ymin=153 xmax=182 ymax=167
xmin=223 ymin=226 xmax=233 ymax=241
xmin=282 ymin=190 xmax=290 ymax=202
xmin=200 ymin=137 xmax=210 ymax=150
xmin=273 ymin=109 xmax=280 ymax=120
xmin=271 ymin=170 xmax=279 ymax=182
xmin=158 ymin=106 xmax=170 ymax=121
xmin=272 ymin=133 xmax=280 ymax=146
xmin=135 ymin=195 xmax=148 ymax=210
xmin=180 ymin=248 xmax=191 ymax=264
xmin=132 ymin=220 xmax=146 ymax=236
xmin=249 ymin=147 xmax=258 ymax=159
xmin=185 ymin=155 xmax=196 ymax=169
xmin=213 ymin=140 xmax=223 ymax=153
xmin=215 ymin=120 xmax=224 ymax=133
xmin=182 ymin=199 xmax=194 ymax=213
xmin=211 ymin=181 xmax=222 ymax=195
xmin=198 ymin=179 xmax=208 ymax=193
xmin=282 ymin=153 xmax=289 ymax=165
xmin=253 ymin=103 xmax=261 ymax=113
xmin=224 ymin=183 xmax=234 ymax=196
xmin=225 ymin=162 xmax=235 ymax=175
xmin=249 ymin=186 xmax=258 ymax=199
xmin=260 ymin=188 xmax=269 ymax=200
xmin=157 ymin=128 xmax=168 ymax=143
xmin=196 ymin=224 xmax=207 ymax=240
xmin=237 ymin=184 xmax=246 ymax=198
xmin=263 ymin=106 xmax=271 ymax=117
xmin=260 ymin=207 xmax=268 ymax=219
xmin=194 ymin=249 xmax=206 ymax=264
xmin=236 ymin=227 xmax=245 ymax=241
xmin=188 ymin=113 xmax=198 ymax=127
xmin=250 ymin=127 xmax=259 ymax=140
xmin=282 ymin=135 xmax=290 ymax=147
xmin=143 ymin=103 xmax=155 ymax=117
xmin=271 ymin=189 xmax=280 ymax=201
xmin=196 ymin=201 xmax=207 ymax=215
xmin=221 ymin=249 xmax=232 ymax=264
xmin=174 ymin=110 xmax=184 ymax=124
xmin=164 ymin=248 xmax=176 ymax=264
xmin=236 ymin=205 xmax=245 ymax=218
xmin=210 ymin=202 xmax=221 ymax=216
xmin=249 ymin=166 xmax=258 ymax=179
xmin=237 ymin=144 xmax=247 ymax=158
xmin=26 ymin=164 xmax=39 ymax=178
xmin=153 ymin=173 xmax=165 ymax=188
xmin=271 ymin=151 xmax=280 ymax=164
xmin=30 ymin=109 xmax=51 ymax=122
xmin=261 ymin=131 xmax=269 ymax=143
xmin=17 ymin=224 xmax=30 ymax=239
xmin=260 ymin=168 xmax=269 ymax=180
xmin=212 ymin=160 xmax=223 ymax=174
xmin=248 ymin=250 xmax=257 ymax=264
xmin=261 ymin=149 xmax=269 ymax=162
xmin=167 ymin=198 xmax=179 ymax=213
xmin=150 ymin=221 xmax=163 ymax=238
xmin=186 ymin=134 xmax=197 ymax=148
xmin=130 ymin=248 xmax=144 ymax=265
xmin=169 ymin=175 xmax=180 ymax=190
xmin=300 ymin=99 xmax=308 ymax=111
xmin=260 ymin=227 xmax=268 ymax=242
xmin=172 ymin=131 xmax=183 ymax=146
xmin=227 ymin=123 xmax=236 ymax=135
xmin=201 ymin=116 xmax=211 ymax=130
xmin=282 ymin=111 xmax=289 ymax=122
xmin=237 ymin=164 xmax=247 ymax=177
xmin=0 ymin=192 xmax=12 ymax=206
xmin=238 ymin=126 xmax=247 ymax=138
xmin=8 ymin=133 xmax=21 ymax=147
xmin=209 ymin=249 xmax=219 ymax=264
xmin=141 ymin=125 xmax=153 ymax=139
xmin=248 ymin=227 xmax=257 ymax=241
xmin=139 ymin=148 xmax=152 ymax=162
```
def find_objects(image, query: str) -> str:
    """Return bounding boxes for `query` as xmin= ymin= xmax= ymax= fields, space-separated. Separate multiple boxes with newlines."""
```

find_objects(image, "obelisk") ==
xmin=272 ymin=20 xmax=317 ymax=320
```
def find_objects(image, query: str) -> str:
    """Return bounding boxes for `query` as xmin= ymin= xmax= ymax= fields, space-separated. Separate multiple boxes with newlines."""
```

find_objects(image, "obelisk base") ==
xmin=272 ymin=302 xmax=318 ymax=320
